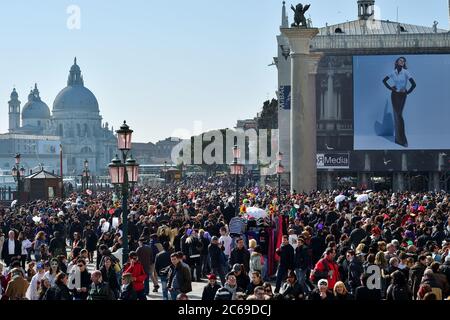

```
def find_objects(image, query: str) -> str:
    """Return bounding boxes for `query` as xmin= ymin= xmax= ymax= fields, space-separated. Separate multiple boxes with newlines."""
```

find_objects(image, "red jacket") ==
xmin=312 ymin=257 xmax=340 ymax=290
xmin=123 ymin=261 xmax=147 ymax=292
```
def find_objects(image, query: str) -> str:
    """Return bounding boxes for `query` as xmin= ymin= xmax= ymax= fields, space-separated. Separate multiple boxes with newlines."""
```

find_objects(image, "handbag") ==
xmin=113 ymin=262 xmax=121 ymax=273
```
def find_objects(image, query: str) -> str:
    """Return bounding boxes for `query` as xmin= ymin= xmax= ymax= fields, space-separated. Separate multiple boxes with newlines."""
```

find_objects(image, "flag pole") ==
xmin=60 ymin=144 xmax=64 ymax=197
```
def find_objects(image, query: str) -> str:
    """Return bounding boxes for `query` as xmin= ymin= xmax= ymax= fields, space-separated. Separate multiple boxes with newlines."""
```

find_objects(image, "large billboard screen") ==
xmin=353 ymin=54 xmax=450 ymax=150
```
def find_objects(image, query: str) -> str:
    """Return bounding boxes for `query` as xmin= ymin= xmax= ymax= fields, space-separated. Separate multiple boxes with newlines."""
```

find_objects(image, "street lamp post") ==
xmin=230 ymin=145 xmax=244 ymax=216
xmin=108 ymin=121 xmax=139 ymax=264
xmin=82 ymin=159 xmax=90 ymax=192
xmin=276 ymin=152 xmax=284 ymax=204
xmin=163 ymin=160 xmax=167 ymax=183
xmin=11 ymin=153 xmax=26 ymax=205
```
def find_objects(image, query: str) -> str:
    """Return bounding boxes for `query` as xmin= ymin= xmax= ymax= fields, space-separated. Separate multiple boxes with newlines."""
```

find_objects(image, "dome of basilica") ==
xmin=22 ymin=84 xmax=51 ymax=119
xmin=52 ymin=58 xmax=99 ymax=113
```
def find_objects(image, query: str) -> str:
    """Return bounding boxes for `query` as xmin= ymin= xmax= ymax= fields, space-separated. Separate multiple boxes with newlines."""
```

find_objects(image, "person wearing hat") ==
xmin=231 ymin=263 xmax=249 ymax=293
xmin=201 ymin=274 xmax=221 ymax=300
xmin=214 ymin=273 xmax=238 ymax=300
xmin=26 ymin=262 xmax=46 ymax=300
xmin=307 ymin=278 xmax=334 ymax=300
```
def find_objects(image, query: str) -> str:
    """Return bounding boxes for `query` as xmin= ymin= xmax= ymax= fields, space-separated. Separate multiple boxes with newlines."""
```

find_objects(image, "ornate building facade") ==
xmin=276 ymin=0 xmax=450 ymax=191
xmin=1 ymin=58 xmax=117 ymax=175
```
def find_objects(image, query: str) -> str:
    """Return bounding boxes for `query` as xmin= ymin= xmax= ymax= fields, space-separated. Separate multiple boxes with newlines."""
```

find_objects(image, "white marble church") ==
xmin=1 ymin=58 xmax=117 ymax=175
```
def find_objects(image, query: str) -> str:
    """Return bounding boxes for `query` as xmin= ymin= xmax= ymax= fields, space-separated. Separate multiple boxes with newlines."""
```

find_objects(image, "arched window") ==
xmin=77 ymin=124 xmax=81 ymax=136
xmin=80 ymin=146 xmax=93 ymax=154
xmin=58 ymin=124 xmax=64 ymax=136
xmin=83 ymin=124 xmax=90 ymax=137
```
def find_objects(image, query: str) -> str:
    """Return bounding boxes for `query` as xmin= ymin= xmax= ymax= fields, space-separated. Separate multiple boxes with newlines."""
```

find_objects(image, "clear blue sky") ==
xmin=0 ymin=0 xmax=448 ymax=143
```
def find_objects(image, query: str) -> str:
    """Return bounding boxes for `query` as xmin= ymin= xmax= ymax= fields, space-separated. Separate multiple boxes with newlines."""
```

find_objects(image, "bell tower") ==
xmin=8 ymin=88 xmax=21 ymax=132
xmin=357 ymin=0 xmax=375 ymax=20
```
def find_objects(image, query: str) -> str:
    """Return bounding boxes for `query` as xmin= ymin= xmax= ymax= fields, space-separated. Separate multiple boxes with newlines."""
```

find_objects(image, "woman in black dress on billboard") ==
xmin=382 ymin=57 xmax=416 ymax=147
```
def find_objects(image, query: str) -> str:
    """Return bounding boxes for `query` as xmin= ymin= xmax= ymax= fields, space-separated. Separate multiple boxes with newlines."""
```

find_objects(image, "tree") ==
xmin=257 ymin=99 xmax=278 ymax=129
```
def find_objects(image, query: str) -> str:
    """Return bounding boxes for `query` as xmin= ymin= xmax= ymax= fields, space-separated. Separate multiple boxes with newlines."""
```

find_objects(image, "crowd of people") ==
xmin=0 ymin=175 xmax=449 ymax=301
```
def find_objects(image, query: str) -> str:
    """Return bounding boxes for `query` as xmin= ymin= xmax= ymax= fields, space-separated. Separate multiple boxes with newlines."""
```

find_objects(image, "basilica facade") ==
xmin=1 ymin=58 xmax=116 ymax=175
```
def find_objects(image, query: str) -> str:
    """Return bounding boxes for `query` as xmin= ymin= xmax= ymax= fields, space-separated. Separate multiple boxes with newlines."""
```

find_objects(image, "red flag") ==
xmin=274 ymin=215 xmax=283 ymax=262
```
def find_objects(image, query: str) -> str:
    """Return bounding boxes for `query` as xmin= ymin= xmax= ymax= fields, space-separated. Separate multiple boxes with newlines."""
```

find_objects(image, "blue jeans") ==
xmin=261 ymin=255 xmax=269 ymax=281
xmin=211 ymin=266 xmax=226 ymax=286
xmin=144 ymin=272 xmax=150 ymax=295
xmin=275 ymin=266 xmax=288 ymax=293
xmin=170 ymin=289 xmax=180 ymax=300
xmin=295 ymin=268 xmax=310 ymax=294
xmin=223 ymin=255 xmax=229 ymax=272
xmin=160 ymin=275 xmax=169 ymax=300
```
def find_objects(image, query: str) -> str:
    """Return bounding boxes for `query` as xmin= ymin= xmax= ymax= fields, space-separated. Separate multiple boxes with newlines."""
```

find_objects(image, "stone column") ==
xmin=277 ymin=34 xmax=292 ymax=178
xmin=359 ymin=173 xmax=369 ymax=189
xmin=393 ymin=173 xmax=405 ymax=192
xmin=432 ymin=172 xmax=440 ymax=191
xmin=360 ymin=153 xmax=371 ymax=189
xmin=281 ymin=28 xmax=319 ymax=193
xmin=325 ymin=171 xmax=333 ymax=190
xmin=395 ymin=153 xmax=407 ymax=192
xmin=326 ymin=68 xmax=334 ymax=120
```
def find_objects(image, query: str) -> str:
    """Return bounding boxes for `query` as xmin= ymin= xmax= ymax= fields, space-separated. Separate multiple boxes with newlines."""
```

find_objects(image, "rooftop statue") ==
xmin=291 ymin=3 xmax=310 ymax=28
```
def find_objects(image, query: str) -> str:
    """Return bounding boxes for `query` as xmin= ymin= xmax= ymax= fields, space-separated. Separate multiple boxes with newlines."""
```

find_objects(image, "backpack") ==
xmin=54 ymin=246 xmax=65 ymax=257
xmin=392 ymin=285 xmax=410 ymax=300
